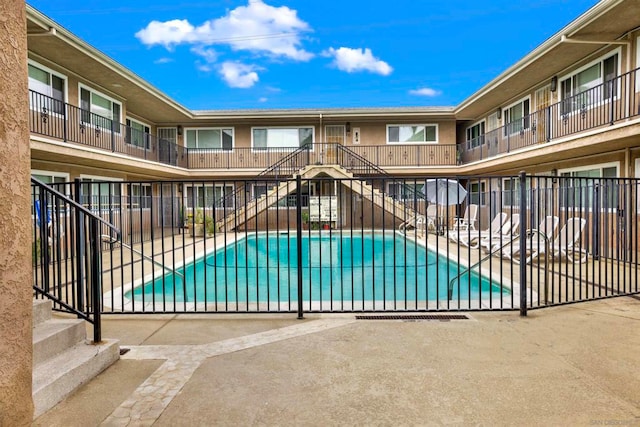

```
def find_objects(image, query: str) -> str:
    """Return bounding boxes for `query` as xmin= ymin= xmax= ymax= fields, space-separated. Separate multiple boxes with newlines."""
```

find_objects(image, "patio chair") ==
xmin=452 ymin=204 xmax=478 ymax=231
xmin=548 ymin=217 xmax=588 ymax=263
xmin=479 ymin=213 xmax=520 ymax=252
xmin=425 ymin=204 xmax=437 ymax=231
xmin=501 ymin=215 xmax=559 ymax=264
xmin=448 ymin=212 xmax=507 ymax=247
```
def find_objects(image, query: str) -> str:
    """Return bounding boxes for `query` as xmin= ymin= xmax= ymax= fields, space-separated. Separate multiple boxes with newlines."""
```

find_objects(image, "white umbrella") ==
xmin=421 ymin=179 xmax=467 ymax=206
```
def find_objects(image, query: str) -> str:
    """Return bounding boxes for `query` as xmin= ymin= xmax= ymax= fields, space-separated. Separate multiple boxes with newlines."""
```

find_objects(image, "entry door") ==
xmin=325 ymin=125 xmax=345 ymax=164
xmin=535 ymin=86 xmax=551 ymax=143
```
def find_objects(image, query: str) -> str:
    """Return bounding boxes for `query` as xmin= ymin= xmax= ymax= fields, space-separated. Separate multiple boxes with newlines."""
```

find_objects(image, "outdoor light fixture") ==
xmin=496 ymin=108 xmax=502 ymax=120
xmin=346 ymin=122 xmax=351 ymax=133
xmin=177 ymin=125 xmax=183 ymax=135
xmin=550 ymin=76 xmax=558 ymax=92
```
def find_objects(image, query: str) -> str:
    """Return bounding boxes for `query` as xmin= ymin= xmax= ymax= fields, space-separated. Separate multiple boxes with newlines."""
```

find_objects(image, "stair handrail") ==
xmin=446 ymin=233 xmax=522 ymax=300
xmin=211 ymin=143 xmax=312 ymax=216
xmin=31 ymin=177 xmax=121 ymax=342
xmin=334 ymin=144 xmax=426 ymax=216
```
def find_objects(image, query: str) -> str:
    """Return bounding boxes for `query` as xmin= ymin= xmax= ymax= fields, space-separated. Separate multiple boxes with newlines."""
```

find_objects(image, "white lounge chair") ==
xmin=449 ymin=212 xmax=507 ymax=247
xmin=505 ymin=217 xmax=587 ymax=264
xmin=452 ymin=204 xmax=478 ymax=231
xmin=479 ymin=213 xmax=520 ymax=252
xmin=501 ymin=215 xmax=559 ymax=263
xmin=425 ymin=204 xmax=437 ymax=232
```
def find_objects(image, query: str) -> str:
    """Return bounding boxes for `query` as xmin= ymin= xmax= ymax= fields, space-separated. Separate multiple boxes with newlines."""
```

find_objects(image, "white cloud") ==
xmin=325 ymin=47 xmax=392 ymax=75
xmin=219 ymin=61 xmax=260 ymax=88
xmin=153 ymin=57 xmax=173 ymax=64
xmin=409 ymin=87 xmax=441 ymax=97
xmin=136 ymin=0 xmax=313 ymax=61
xmin=258 ymin=97 xmax=268 ymax=103
xmin=191 ymin=46 xmax=218 ymax=64
xmin=136 ymin=19 xmax=196 ymax=49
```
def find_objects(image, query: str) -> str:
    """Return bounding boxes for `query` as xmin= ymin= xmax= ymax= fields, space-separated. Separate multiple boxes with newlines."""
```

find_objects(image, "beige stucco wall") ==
xmin=0 ymin=0 xmax=34 ymax=424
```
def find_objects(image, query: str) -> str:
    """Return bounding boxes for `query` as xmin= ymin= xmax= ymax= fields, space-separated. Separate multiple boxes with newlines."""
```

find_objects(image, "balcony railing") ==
xmin=29 ymin=90 xmax=188 ymax=168
xmin=460 ymin=67 xmax=640 ymax=162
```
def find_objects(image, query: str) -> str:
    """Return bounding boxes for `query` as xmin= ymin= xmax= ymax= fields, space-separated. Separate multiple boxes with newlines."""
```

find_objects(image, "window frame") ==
xmin=502 ymin=96 xmax=531 ymax=136
xmin=386 ymin=124 xmax=438 ymax=145
xmin=184 ymin=127 xmax=234 ymax=151
xmin=126 ymin=117 xmax=151 ymax=150
xmin=465 ymin=120 xmax=485 ymax=149
xmin=78 ymin=83 xmax=123 ymax=134
xmin=251 ymin=126 xmax=315 ymax=151
xmin=184 ymin=183 xmax=235 ymax=209
xmin=558 ymin=162 xmax=619 ymax=212
xmin=28 ymin=59 xmax=68 ymax=115
xmin=559 ymin=48 xmax=621 ymax=115
xmin=79 ymin=174 xmax=123 ymax=209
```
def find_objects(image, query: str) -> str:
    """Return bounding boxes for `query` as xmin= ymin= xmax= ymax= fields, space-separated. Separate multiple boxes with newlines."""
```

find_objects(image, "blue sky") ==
xmin=28 ymin=0 xmax=598 ymax=110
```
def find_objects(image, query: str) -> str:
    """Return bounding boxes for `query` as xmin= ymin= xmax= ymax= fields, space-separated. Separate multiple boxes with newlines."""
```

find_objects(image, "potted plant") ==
xmin=301 ymin=211 xmax=309 ymax=230
xmin=205 ymin=215 xmax=215 ymax=236
xmin=191 ymin=209 xmax=205 ymax=237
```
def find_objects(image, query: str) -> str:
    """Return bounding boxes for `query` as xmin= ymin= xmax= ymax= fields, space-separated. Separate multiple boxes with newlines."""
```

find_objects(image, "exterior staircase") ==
xmin=32 ymin=299 xmax=120 ymax=418
xmin=217 ymin=164 xmax=418 ymax=231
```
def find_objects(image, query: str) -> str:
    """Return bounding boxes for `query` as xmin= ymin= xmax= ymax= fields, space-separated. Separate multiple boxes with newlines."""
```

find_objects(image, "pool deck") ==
xmin=34 ymin=297 xmax=640 ymax=426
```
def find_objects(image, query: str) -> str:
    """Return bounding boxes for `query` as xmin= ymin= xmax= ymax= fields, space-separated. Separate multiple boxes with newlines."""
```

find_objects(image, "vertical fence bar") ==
xmin=89 ymin=218 xmax=102 ymax=343
xmin=296 ymin=175 xmax=304 ymax=319
xmin=519 ymin=171 xmax=528 ymax=316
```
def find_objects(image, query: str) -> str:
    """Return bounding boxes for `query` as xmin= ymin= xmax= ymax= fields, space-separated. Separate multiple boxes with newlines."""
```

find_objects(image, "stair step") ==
xmin=33 ymin=299 xmax=52 ymax=326
xmin=32 ymin=317 xmax=86 ymax=366
xmin=33 ymin=339 xmax=120 ymax=418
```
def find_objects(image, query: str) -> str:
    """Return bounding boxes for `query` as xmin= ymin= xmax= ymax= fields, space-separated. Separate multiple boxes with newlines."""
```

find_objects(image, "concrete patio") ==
xmin=33 ymin=296 xmax=640 ymax=426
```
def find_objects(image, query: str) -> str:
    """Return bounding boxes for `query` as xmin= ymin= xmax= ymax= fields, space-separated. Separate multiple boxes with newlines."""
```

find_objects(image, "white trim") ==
xmin=79 ymin=174 xmax=123 ymax=182
xmin=465 ymin=120 xmax=486 ymax=149
xmin=386 ymin=124 xmax=438 ymax=144
xmin=27 ymin=59 xmax=68 ymax=103
xmin=250 ymin=126 xmax=315 ymax=151
xmin=31 ymin=169 xmax=70 ymax=182
xmin=184 ymin=127 xmax=235 ymax=150
xmin=78 ymin=82 xmax=123 ymax=123
xmin=558 ymin=161 xmax=619 ymax=175
xmin=558 ymin=47 xmax=621 ymax=89
xmin=502 ymin=96 xmax=531 ymax=136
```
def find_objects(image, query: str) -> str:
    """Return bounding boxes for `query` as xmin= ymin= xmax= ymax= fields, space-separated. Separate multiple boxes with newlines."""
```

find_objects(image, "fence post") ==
xmin=88 ymin=218 xmax=102 ymax=343
xmin=296 ymin=174 xmax=304 ymax=319
xmin=519 ymin=170 xmax=528 ymax=316
xmin=545 ymin=106 xmax=552 ymax=141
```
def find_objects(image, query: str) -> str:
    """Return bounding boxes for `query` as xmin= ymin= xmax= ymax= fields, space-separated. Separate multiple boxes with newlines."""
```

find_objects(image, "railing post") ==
xmin=609 ymin=80 xmax=615 ymax=125
xmin=545 ymin=106 xmax=552 ymax=141
xmin=111 ymin=120 xmax=116 ymax=152
xmin=63 ymin=102 xmax=68 ymax=142
xmin=296 ymin=174 xmax=304 ymax=319
xmin=73 ymin=178 xmax=86 ymax=311
xmin=88 ymin=218 xmax=102 ymax=343
xmin=519 ymin=170 xmax=528 ymax=316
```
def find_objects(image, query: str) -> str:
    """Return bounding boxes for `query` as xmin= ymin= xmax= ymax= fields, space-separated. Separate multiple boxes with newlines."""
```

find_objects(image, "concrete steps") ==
xmin=32 ymin=299 xmax=119 ymax=418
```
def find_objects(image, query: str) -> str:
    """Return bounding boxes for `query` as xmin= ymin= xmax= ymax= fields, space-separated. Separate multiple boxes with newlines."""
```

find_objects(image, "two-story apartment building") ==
xmin=25 ymin=1 xmax=640 ymax=217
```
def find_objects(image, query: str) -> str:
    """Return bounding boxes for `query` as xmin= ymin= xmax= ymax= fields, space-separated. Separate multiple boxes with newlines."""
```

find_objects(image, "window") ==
xmin=503 ymin=98 xmax=530 ymax=136
xmin=79 ymin=176 xmax=122 ymax=208
xmin=186 ymin=128 xmax=233 ymax=150
xmin=469 ymin=182 xmax=486 ymax=206
xmin=559 ymin=164 xmax=618 ymax=210
xmin=185 ymin=184 xmax=234 ymax=208
xmin=560 ymin=51 xmax=619 ymax=114
xmin=129 ymin=184 xmax=152 ymax=209
xmin=31 ymin=170 xmax=69 ymax=201
xmin=387 ymin=125 xmax=437 ymax=144
xmin=126 ymin=118 xmax=150 ymax=149
xmin=252 ymin=127 xmax=313 ymax=150
xmin=252 ymin=182 xmax=306 ymax=207
xmin=79 ymin=85 xmax=121 ymax=133
xmin=28 ymin=61 xmax=66 ymax=114
xmin=502 ymin=177 xmax=531 ymax=207
xmin=387 ymin=182 xmax=424 ymax=201
xmin=466 ymin=121 xmax=485 ymax=149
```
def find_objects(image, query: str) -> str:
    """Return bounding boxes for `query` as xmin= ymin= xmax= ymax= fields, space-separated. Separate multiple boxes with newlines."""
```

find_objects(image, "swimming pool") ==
xmin=127 ymin=231 xmax=506 ymax=307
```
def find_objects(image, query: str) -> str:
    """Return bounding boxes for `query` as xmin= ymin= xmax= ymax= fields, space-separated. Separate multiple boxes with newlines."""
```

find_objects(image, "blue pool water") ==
xmin=128 ymin=231 xmax=506 ymax=304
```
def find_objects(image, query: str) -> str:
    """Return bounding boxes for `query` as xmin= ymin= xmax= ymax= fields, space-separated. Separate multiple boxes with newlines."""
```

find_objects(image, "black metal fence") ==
xmin=32 ymin=174 xmax=640 ymax=317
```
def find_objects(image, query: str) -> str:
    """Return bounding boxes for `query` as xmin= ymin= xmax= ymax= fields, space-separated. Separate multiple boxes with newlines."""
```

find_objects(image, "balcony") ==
xmin=460 ymin=67 xmax=640 ymax=163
